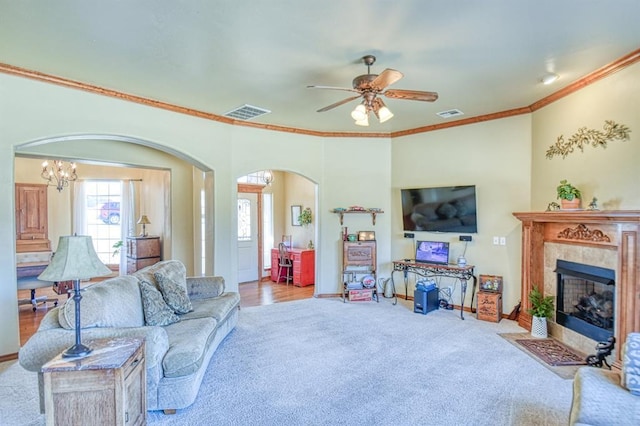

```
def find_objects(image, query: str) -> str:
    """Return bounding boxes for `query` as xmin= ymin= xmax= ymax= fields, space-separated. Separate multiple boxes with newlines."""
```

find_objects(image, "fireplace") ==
xmin=555 ymin=259 xmax=615 ymax=342
xmin=513 ymin=210 xmax=640 ymax=371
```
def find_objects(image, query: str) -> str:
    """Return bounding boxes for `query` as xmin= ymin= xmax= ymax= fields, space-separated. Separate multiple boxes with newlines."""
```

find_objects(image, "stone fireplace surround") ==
xmin=513 ymin=210 xmax=640 ymax=371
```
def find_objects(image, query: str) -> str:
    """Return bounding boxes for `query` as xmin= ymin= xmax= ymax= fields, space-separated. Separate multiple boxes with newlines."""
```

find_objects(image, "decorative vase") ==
xmin=560 ymin=198 xmax=581 ymax=210
xmin=531 ymin=316 xmax=548 ymax=338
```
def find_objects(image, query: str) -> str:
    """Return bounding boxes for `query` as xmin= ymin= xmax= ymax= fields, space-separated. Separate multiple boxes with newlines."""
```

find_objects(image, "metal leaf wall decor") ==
xmin=546 ymin=120 xmax=631 ymax=159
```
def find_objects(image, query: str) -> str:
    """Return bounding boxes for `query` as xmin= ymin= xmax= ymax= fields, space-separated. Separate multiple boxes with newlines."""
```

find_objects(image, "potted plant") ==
xmin=556 ymin=179 xmax=582 ymax=210
xmin=527 ymin=287 xmax=554 ymax=338
xmin=298 ymin=207 xmax=312 ymax=227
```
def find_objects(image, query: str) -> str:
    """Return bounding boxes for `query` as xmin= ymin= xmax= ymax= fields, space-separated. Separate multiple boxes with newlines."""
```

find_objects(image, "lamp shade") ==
xmin=137 ymin=215 xmax=151 ymax=225
xmin=38 ymin=236 xmax=111 ymax=281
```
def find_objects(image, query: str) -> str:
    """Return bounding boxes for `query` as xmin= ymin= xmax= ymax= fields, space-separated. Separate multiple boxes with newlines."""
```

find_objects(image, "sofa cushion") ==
xmin=139 ymin=280 xmax=180 ymax=326
xmin=58 ymin=275 xmax=144 ymax=330
xmin=155 ymin=272 xmax=192 ymax=314
xmin=132 ymin=260 xmax=187 ymax=292
xmin=623 ymin=333 xmax=640 ymax=395
xmin=180 ymin=292 xmax=240 ymax=323
xmin=162 ymin=317 xmax=217 ymax=377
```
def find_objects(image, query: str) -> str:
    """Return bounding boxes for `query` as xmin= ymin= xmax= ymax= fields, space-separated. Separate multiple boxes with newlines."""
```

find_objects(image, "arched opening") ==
xmin=236 ymin=169 xmax=318 ymax=306
xmin=14 ymin=134 xmax=215 ymax=346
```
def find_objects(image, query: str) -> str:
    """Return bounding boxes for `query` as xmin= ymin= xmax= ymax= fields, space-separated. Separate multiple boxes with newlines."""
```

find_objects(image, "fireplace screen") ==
xmin=556 ymin=259 xmax=615 ymax=342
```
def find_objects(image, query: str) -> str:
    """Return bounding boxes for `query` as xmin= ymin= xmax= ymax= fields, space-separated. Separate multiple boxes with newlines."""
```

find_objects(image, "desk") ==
xmin=17 ymin=260 xmax=58 ymax=311
xmin=271 ymin=248 xmax=315 ymax=286
xmin=391 ymin=260 xmax=476 ymax=319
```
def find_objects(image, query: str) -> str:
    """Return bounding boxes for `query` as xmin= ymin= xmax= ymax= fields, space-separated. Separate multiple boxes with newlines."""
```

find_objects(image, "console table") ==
xmin=391 ymin=260 xmax=477 ymax=319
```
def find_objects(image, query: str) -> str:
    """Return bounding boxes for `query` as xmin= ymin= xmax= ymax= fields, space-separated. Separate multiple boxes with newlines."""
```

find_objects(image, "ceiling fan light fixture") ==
xmin=354 ymin=114 xmax=369 ymax=126
xmin=541 ymin=72 xmax=559 ymax=85
xmin=377 ymin=105 xmax=394 ymax=123
xmin=351 ymin=104 xmax=367 ymax=121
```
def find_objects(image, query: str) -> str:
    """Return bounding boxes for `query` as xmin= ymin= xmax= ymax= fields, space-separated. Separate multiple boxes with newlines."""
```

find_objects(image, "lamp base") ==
xmin=62 ymin=343 xmax=92 ymax=358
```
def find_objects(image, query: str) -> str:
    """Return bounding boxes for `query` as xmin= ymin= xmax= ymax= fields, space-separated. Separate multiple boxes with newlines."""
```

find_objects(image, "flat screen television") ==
xmin=415 ymin=240 xmax=450 ymax=265
xmin=401 ymin=185 xmax=477 ymax=233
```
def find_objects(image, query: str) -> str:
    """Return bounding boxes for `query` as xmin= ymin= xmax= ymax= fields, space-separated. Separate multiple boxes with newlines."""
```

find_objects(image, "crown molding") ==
xmin=1 ymin=48 xmax=638 ymax=139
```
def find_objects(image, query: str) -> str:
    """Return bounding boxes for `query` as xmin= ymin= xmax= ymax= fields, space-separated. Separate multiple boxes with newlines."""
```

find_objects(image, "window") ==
xmin=237 ymin=171 xmax=270 ymax=185
xmin=84 ymin=180 xmax=122 ymax=265
xmin=263 ymin=193 xmax=273 ymax=269
xmin=237 ymin=198 xmax=251 ymax=241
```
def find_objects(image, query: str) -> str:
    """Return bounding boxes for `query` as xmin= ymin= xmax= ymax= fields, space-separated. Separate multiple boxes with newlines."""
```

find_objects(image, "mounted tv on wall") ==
xmin=401 ymin=185 xmax=477 ymax=233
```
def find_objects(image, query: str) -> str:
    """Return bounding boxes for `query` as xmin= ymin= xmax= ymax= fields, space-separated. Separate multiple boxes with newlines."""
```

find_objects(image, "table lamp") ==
xmin=38 ymin=235 xmax=111 ymax=357
xmin=137 ymin=215 xmax=151 ymax=237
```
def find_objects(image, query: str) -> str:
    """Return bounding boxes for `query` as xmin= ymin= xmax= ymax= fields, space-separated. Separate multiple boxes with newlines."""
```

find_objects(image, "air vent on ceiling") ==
xmin=436 ymin=109 xmax=464 ymax=119
xmin=224 ymin=104 xmax=271 ymax=120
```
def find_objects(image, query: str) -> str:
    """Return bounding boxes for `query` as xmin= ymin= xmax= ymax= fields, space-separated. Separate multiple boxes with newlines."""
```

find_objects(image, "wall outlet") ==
xmin=493 ymin=236 xmax=499 ymax=245
xmin=404 ymin=232 xmax=415 ymax=238
xmin=459 ymin=235 xmax=472 ymax=242
xmin=500 ymin=237 xmax=506 ymax=246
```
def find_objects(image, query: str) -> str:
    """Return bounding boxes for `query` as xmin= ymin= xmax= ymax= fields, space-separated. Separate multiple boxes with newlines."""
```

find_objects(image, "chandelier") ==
xmin=41 ymin=160 xmax=78 ymax=192
xmin=262 ymin=170 xmax=274 ymax=186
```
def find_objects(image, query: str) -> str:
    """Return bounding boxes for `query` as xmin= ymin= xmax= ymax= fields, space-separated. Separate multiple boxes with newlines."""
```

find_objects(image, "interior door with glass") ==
xmin=237 ymin=193 xmax=259 ymax=283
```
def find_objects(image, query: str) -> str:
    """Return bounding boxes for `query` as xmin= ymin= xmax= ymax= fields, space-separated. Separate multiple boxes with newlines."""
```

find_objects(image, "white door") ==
xmin=237 ymin=193 xmax=259 ymax=283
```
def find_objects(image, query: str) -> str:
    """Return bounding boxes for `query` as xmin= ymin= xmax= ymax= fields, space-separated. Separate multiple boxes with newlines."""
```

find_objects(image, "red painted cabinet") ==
xmin=270 ymin=248 xmax=315 ymax=286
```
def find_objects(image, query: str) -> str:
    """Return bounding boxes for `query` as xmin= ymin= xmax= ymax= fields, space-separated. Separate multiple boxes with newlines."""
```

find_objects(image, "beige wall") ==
xmin=531 ymin=62 xmax=640 ymax=210
xmin=284 ymin=173 xmax=316 ymax=249
xmin=392 ymin=115 xmax=533 ymax=311
xmin=0 ymin=60 xmax=638 ymax=357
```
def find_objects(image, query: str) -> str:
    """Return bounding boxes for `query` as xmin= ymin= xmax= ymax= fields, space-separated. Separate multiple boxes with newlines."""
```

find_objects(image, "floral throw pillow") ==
xmin=138 ymin=280 xmax=180 ymax=326
xmin=623 ymin=333 xmax=640 ymax=395
xmin=154 ymin=272 xmax=193 ymax=314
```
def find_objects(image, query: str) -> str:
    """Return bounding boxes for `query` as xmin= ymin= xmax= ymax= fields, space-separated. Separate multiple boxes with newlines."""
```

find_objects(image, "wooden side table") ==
xmin=42 ymin=337 xmax=146 ymax=426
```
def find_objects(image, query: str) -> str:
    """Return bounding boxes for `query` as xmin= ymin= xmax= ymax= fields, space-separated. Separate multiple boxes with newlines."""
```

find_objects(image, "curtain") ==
xmin=72 ymin=181 xmax=87 ymax=235
xmin=119 ymin=181 xmax=137 ymax=275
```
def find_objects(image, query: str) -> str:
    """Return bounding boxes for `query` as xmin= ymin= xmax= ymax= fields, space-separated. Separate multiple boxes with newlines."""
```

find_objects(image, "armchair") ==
xmin=569 ymin=333 xmax=640 ymax=425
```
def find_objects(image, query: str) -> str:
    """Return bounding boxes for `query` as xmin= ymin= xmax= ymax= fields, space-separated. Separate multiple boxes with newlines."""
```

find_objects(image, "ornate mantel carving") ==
xmin=512 ymin=210 xmax=640 ymax=371
xmin=557 ymin=223 xmax=611 ymax=242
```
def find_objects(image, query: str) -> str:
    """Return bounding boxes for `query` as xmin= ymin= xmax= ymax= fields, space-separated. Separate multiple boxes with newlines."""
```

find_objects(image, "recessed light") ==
xmin=541 ymin=73 xmax=559 ymax=85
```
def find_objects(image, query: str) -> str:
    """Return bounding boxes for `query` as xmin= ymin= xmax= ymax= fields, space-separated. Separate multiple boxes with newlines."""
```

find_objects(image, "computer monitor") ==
xmin=415 ymin=240 xmax=450 ymax=265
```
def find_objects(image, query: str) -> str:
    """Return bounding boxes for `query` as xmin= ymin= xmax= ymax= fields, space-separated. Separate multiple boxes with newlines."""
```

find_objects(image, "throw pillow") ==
xmin=154 ymin=272 xmax=193 ymax=314
xmin=623 ymin=333 xmax=640 ymax=395
xmin=138 ymin=280 xmax=180 ymax=326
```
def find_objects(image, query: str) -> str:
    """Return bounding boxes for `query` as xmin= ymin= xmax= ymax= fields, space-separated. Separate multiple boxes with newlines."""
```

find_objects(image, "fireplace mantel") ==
xmin=513 ymin=210 xmax=640 ymax=370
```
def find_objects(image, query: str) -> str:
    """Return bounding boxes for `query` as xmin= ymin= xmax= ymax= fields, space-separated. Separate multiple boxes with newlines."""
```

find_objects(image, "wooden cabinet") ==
xmin=342 ymin=241 xmax=378 ymax=302
xmin=127 ymin=236 xmax=161 ymax=273
xmin=43 ymin=337 xmax=146 ymax=426
xmin=477 ymin=292 xmax=502 ymax=323
xmin=15 ymin=183 xmax=51 ymax=252
xmin=271 ymin=248 xmax=315 ymax=286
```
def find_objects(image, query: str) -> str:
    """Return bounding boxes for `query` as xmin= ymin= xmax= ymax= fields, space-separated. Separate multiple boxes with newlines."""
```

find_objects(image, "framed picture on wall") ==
xmin=291 ymin=205 xmax=302 ymax=226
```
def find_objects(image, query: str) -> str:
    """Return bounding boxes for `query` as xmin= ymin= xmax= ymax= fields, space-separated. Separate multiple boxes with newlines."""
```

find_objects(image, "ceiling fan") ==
xmin=307 ymin=55 xmax=438 ymax=126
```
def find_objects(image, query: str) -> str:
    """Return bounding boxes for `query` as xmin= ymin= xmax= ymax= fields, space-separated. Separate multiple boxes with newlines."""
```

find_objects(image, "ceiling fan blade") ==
xmin=383 ymin=89 xmax=439 ymax=102
xmin=369 ymin=69 xmax=404 ymax=91
xmin=307 ymin=85 xmax=360 ymax=93
xmin=316 ymin=95 xmax=362 ymax=112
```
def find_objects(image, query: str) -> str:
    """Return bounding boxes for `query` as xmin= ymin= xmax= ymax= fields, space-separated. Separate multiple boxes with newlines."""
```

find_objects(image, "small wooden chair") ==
xmin=277 ymin=242 xmax=293 ymax=286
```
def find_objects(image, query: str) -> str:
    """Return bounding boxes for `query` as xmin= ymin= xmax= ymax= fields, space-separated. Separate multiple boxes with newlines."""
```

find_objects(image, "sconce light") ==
xmin=137 ymin=215 xmax=151 ymax=237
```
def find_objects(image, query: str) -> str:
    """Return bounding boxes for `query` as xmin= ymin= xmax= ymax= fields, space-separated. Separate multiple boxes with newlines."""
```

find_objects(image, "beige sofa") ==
xmin=19 ymin=260 xmax=240 ymax=414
